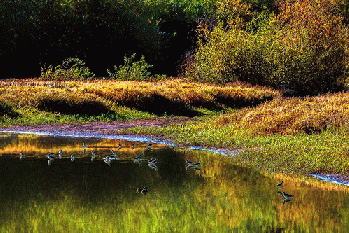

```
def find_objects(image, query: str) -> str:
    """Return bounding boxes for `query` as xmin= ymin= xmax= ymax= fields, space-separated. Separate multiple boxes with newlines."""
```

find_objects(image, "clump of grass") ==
xmin=223 ymin=92 xmax=349 ymax=135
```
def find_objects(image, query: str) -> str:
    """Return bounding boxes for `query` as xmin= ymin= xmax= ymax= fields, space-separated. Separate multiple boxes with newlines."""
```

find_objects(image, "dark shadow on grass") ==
xmin=0 ymin=102 xmax=20 ymax=118
xmin=37 ymin=99 xmax=112 ymax=116
xmin=122 ymin=93 xmax=200 ymax=117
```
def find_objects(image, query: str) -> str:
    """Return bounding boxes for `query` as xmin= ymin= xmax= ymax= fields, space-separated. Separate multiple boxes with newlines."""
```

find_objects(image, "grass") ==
xmin=0 ymin=79 xmax=279 ymax=125
xmin=116 ymin=90 xmax=349 ymax=176
xmin=0 ymin=78 xmax=348 ymax=178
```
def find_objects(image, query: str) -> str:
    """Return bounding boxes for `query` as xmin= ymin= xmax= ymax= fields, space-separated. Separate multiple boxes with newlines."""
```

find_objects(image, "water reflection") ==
xmin=0 ymin=133 xmax=349 ymax=232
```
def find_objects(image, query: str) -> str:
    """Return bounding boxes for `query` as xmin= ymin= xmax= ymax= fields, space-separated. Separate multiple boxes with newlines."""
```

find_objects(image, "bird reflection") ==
xmin=103 ymin=155 xmax=118 ymax=166
xmin=277 ymin=190 xmax=294 ymax=205
xmin=186 ymin=160 xmax=201 ymax=170
xmin=91 ymin=151 xmax=97 ymax=161
xmin=48 ymin=159 xmax=54 ymax=165
xmin=133 ymin=154 xmax=143 ymax=166
xmin=147 ymin=158 xmax=158 ymax=171
xmin=137 ymin=187 xmax=148 ymax=195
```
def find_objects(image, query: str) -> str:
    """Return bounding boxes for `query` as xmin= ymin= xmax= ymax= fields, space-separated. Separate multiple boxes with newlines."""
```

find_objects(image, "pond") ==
xmin=0 ymin=132 xmax=349 ymax=232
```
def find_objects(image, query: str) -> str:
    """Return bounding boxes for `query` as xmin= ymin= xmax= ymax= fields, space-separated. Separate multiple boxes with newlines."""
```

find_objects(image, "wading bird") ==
xmin=47 ymin=153 xmax=55 ymax=160
xmin=281 ymin=192 xmax=293 ymax=199
xmin=71 ymin=154 xmax=75 ymax=162
xmin=58 ymin=149 xmax=63 ymax=159
xmin=20 ymin=152 xmax=25 ymax=160
xmin=277 ymin=180 xmax=283 ymax=188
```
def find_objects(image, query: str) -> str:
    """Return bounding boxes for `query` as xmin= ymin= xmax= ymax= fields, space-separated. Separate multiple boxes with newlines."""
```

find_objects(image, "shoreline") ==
xmin=1 ymin=120 xmax=349 ymax=187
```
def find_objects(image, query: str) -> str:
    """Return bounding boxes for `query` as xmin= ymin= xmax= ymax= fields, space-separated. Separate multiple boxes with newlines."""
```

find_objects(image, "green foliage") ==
xmin=107 ymin=54 xmax=153 ymax=81
xmin=39 ymin=58 xmax=95 ymax=81
xmin=185 ymin=0 xmax=349 ymax=95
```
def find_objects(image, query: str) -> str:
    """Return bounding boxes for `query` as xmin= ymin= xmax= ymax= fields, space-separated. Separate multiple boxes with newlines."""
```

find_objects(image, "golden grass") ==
xmin=0 ymin=79 xmax=280 ymax=118
xmin=215 ymin=92 xmax=349 ymax=135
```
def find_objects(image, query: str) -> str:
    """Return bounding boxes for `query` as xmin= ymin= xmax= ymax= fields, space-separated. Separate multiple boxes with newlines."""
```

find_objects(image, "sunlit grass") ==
xmin=0 ymin=79 xmax=279 ymax=126
xmin=119 ymin=91 xmax=349 ymax=176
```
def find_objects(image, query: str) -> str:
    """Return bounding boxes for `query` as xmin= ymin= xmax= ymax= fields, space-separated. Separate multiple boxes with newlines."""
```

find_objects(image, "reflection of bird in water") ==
xmin=282 ymin=198 xmax=291 ymax=205
xmin=186 ymin=160 xmax=201 ymax=170
xmin=137 ymin=187 xmax=148 ymax=195
xmin=20 ymin=152 xmax=25 ymax=160
xmin=277 ymin=180 xmax=283 ymax=188
xmin=147 ymin=159 xmax=158 ymax=171
xmin=133 ymin=154 xmax=143 ymax=165
xmin=277 ymin=191 xmax=294 ymax=205
xmin=148 ymin=158 xmax=158 ymax=165
xmin=111 ymin=150 xmax=117 ymax=156
xmin=103 ymin=155 xmax=118 ymax=166
xmin=186 ymin=160 xmax=201 ymax=166
xmin=91 ymin=151 xmax=97 ymax=161
xmin=71 ymin=154 xmax=75 ymax=162
xmin=58 ymin=149 xmax=63 ymax=159
xmin=48 ymin=159 xmax=54 ymax=166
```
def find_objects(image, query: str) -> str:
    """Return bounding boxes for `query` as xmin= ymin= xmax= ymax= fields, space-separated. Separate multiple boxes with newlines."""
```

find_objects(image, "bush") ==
xmin=107 ymin=54 xmax=153 ymax=81
xmin=185 ymin=0 xmax=349 ymax=96
xmin=39 ymin=58 xmax=95 ymax=81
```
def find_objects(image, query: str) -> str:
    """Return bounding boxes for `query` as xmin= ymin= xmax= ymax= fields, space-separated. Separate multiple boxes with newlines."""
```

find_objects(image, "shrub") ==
xmin=107 ymin=54 xmax=153 ymax=81
xmin=185 ymin=0 xmax=349 ymax=95
xmin=39 ymin=58 xmax=95 ymax=81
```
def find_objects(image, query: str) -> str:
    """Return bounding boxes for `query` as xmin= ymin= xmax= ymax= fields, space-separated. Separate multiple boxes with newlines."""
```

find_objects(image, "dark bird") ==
xmin=132 ymin=143 xmax=135 ymax=150
xmin=58 ymin=149 xmax=63 ymax=159
xmin=282 ymin=192 xmax=293 ymax=199
xmin=71 ymin=154 xmax=75 ymax=162
xmin=20 ymin=152 xmax=25 ymax=160
xmin=277 ymin=180 xmax=284 ymax=187
xmin=137 ymin=187 xmax=148 ymax=195
xmin=47 ymin=153 xmax=55 ymax=160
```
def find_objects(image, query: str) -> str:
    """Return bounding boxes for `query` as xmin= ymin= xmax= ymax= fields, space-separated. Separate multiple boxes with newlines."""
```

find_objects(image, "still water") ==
xmin=0 ymin=133 xmax=349 ymax=232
